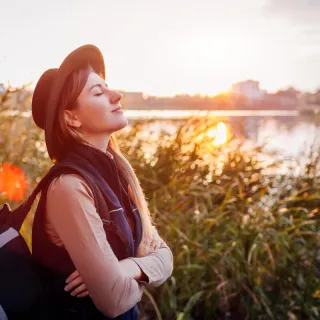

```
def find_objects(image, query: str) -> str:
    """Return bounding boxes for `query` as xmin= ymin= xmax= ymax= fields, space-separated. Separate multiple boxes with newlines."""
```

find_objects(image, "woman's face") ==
xmin=65 ymin=71 xmax=127 ymax=135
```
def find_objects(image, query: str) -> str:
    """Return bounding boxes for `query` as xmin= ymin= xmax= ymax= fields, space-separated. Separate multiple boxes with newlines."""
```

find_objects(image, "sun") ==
xmin=207 ymin=122 xmax=228 ymax=146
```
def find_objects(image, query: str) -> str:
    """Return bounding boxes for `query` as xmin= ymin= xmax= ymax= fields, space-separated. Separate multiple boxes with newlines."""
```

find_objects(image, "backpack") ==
xmin=0 ymin=163 xmax=110 ymax=319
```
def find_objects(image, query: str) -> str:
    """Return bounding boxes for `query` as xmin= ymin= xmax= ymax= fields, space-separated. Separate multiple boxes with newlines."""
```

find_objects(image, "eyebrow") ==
xmin=89 ymin=83 xmax=109 ymax=91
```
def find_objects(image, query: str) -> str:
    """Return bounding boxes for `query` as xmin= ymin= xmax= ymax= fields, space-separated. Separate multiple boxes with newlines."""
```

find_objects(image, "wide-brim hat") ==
xmin=31 ymin=44 xmax=105 ymax=162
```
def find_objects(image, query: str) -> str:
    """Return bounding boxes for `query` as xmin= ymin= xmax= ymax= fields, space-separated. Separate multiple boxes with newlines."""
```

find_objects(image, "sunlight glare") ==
xmin=207 ymin=122 xmax=228 ymax=146
xmin=214 ymin=122 xmax=228 ymax=146
xmin=207 ymin=128 xmax=216 ymax=138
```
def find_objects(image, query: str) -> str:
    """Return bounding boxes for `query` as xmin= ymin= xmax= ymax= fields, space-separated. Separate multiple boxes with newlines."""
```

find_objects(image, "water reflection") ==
xmin=125 ymin=110 xmax=320 ymax=157
xmin=249 ymin=117 xmax=320 ymax=157
xmin=207 ymin=122 xmax=228 ymax=146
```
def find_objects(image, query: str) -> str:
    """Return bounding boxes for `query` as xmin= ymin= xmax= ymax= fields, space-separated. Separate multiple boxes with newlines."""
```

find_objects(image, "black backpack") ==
xmin=0 ymin=163 xmax=109 ymax=319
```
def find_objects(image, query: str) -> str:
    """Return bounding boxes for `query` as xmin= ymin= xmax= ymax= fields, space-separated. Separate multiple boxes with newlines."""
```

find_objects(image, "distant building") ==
xmin=231 ymin=80 xmax=264 ymax=101
xmin=123 ymin=91 xmax=144 ymax=98
xmin=122 ymin=91 xmax=149 ymax=109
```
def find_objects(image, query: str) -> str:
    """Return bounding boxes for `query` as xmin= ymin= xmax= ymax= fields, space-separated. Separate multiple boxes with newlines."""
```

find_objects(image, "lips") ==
xmin=112 ymin=106 xmax=122 ymax=112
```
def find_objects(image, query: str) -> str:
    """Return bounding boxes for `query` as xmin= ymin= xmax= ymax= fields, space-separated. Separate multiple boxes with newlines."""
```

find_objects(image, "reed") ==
xmin=0 ymin=88 xmax=319 ymax=319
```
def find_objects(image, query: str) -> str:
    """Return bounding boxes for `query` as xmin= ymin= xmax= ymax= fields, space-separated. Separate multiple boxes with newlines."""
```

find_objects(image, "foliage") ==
xmin=118 ymin=119 xmax=320 ymax=320
xmin=0 ymin=88 xmax=319 ymax=319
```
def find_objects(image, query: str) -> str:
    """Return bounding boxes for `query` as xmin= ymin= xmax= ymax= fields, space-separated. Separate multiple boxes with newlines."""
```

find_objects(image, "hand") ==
xmin=64 ymin=270 xmax=90 ymax=298
xmin=136 ymin=226 xmax=163 ymax=258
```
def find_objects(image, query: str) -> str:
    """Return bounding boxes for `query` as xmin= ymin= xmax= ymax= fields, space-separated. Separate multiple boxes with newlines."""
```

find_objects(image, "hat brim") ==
xmin=45 ymin=44 xmax=105 ymax=161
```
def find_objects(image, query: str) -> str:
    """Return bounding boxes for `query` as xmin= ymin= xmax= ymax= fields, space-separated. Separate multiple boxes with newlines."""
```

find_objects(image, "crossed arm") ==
xmin=46 ymin=174 xmax=173 ymax=318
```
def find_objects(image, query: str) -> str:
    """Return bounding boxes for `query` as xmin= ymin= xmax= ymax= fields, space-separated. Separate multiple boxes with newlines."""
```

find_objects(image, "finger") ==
xmin=155 ymin=239 xmax=162 ymax=250
xmin=149 ymin=241 xmax=157 ymax=253
xmin=151 ymin=235 xmax=161 ymax=250
xmin=149 ymin=239 xmax=156 ymax=250
xmin=66 ymin=270 xmax=80 ymax=284
xmin=150 ymin=233 xmax=159 ymax=245
xmin=65 ymin=276 xmax=83 ymax=291
xmin=154 ymin=241 xmax=161 ymax=250
xmin=77 ymin=290 xmax=90 ymax=298
xmin=70 ymin=283 xmax=87 ymax=297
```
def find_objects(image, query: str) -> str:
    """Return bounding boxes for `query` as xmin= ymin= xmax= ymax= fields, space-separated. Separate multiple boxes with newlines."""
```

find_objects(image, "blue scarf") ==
xmin=57 ymin=141 xmax=143 ymax=259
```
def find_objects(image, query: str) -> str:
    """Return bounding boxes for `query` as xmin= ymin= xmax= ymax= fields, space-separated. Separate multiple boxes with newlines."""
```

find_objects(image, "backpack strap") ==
xmin=9 ymin=164 xmax=110 ymax=231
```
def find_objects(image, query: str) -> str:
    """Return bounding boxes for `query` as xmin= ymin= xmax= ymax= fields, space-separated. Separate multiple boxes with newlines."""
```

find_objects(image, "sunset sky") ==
xmin=0 ymin=0 xmax=320 ymax=97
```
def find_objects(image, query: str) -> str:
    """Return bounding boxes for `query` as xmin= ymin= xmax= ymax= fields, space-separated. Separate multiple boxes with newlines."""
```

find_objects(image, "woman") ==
xmin=30 ymin=44 xmax=173 ymax=319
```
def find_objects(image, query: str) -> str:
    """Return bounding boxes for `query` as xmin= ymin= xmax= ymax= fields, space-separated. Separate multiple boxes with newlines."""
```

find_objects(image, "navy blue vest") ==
xmin=31 ymin=160 xmax=143 ymax=319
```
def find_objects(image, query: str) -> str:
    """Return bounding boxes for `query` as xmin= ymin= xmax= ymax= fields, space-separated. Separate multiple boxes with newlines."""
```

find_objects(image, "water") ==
xmin=124 ymin=109 xmax=299 ymax=119
xmin=244 ymin=116 xmax=320 ymax=157
xmin=125 ymin=110 xmax=320 ymax=158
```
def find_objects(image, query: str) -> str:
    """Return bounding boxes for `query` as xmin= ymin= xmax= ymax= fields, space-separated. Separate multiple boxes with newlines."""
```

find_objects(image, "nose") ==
xmin=110 ymin=90 xmax=123 ymax=105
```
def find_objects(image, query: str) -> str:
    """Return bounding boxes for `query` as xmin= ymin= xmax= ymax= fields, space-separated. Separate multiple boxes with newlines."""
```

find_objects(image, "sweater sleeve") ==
xmin=127 ymin=184 xmax=174 ymax=286
xmin=46 ymin=174 xmax=145 ymax=318
xmin=127 ymin=240 xmax=174 ymax=287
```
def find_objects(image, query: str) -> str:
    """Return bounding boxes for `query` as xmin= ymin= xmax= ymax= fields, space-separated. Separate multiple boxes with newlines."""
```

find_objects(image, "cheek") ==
xmin=80 ymin=100 xmax=109 ymax=124
xmin=78 ymin=98 xmax=127 ymax=132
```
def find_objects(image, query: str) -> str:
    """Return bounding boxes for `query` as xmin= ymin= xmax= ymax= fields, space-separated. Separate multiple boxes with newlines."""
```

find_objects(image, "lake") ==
xmin=124 ymin=109 xmax=320 ymax=158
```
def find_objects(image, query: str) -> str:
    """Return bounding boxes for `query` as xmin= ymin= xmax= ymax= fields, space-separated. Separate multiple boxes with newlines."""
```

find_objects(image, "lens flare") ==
xmin=0 ymin=163 xmax=27 ymax=201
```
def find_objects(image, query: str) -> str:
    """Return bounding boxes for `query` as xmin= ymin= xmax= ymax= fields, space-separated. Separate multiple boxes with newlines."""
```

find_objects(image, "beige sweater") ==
xmin=45 ymin=173 xmax=173 ymax=318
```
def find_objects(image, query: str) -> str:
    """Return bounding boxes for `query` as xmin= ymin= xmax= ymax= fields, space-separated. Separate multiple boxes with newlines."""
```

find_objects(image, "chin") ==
xmin=111 ymin=118 xmax=128 ymax=133
xmin=120 ymin=116 xmax=128 ymax=128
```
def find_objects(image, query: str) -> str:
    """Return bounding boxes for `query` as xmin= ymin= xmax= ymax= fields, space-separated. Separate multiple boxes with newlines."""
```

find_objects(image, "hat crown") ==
xmin=32 ymin=68 xmax=58 ymax=129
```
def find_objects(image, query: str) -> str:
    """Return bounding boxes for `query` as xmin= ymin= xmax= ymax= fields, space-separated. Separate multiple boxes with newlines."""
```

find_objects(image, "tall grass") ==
xmin=119 ymin=119 xmax=320 ymax=320
xmin=0 ymin=88 xmax=319 ymax=319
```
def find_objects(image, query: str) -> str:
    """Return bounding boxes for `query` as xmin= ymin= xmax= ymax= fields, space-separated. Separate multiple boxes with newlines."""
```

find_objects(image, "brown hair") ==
xmin=54 ymin=64 xmax=154 ymax=241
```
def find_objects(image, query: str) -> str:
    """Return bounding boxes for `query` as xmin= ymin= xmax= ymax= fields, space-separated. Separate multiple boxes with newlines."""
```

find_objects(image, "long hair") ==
xmin=54 ymin=64 xmax=154 ymax=241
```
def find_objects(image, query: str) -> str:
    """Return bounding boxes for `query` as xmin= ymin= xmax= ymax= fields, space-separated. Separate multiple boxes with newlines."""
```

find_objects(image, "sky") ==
xmin=0 ymin=0 xmax=320 ymax=97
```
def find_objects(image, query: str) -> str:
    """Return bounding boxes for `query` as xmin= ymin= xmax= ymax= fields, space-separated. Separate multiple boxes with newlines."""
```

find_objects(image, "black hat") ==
xmin=31 ymin=44 xmax=105 ymax=161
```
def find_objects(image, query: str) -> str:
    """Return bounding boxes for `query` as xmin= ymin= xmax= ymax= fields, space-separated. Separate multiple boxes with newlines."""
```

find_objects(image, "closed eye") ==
xmin=95 ymin=93 xmax=103 ymax=96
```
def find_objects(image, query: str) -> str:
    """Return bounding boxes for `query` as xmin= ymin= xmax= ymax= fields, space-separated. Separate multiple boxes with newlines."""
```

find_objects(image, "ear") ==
xmin=64 ymin=110 xmax=81 ymax=128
